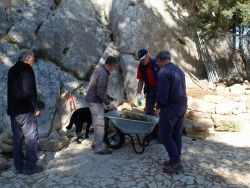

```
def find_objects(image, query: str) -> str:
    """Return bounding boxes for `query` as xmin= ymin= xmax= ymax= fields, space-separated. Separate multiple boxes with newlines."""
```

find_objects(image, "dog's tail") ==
xmin=66 ymin=120 xmax=73 ymax=130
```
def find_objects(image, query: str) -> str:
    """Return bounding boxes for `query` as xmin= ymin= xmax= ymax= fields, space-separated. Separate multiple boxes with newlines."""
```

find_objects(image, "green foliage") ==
xmin=78 ymin=86 xmax=85 ymax=96
xmin=63 ymin=47 xmax=70 ymax=54
xmin=54 ymin=0 xmax=61 ymax=7
xmin=195 ymin=0 xmax=250 ymax=38
xmin=177 ymin=37 xmax=187 ymax=45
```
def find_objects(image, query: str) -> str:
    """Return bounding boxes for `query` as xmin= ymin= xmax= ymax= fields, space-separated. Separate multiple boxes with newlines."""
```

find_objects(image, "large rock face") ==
xmin=34 ymin=0 xmax=110 ymax=79
xmin=0 ymin=41 xmax=20 ymax=134
xmin=33 ymin=60 xmax=61 ymax=137
xmin=1 ymin=0 xmax=55 ymax=47
xmin=0 ymin=0 xmax=237 ymax=150
xmin=120 ymin=54 xmax=138 ymax=101
xmin=111 ymin=0 xmax=205 ymax=76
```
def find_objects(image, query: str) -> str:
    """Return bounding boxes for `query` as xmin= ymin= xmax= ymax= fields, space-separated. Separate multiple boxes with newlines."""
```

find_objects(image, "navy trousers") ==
xmin=145 ymin=88 xmax=157 ymax=115
xmin=10 ymin=112 xmax=38 ymax=171
xmin=159 ymin=106 xmax=186 ymax=162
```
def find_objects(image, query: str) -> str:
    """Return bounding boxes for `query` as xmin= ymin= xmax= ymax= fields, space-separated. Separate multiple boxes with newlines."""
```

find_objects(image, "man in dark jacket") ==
xmin=7 ymin=50 xmax=43 ymax=175
xmin=136 ymin=49 xmax=159 ymax=115
xmin=156 ymin=51 xmax=187 ymax=173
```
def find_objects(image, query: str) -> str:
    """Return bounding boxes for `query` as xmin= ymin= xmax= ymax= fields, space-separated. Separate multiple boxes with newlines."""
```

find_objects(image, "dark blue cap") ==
xmin=137 ymin=49 xmax=148 ymax=60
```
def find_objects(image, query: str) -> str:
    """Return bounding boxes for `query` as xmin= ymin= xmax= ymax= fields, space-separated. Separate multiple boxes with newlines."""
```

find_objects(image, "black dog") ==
xmin=66 ymin=107 xmax=109 ymax=144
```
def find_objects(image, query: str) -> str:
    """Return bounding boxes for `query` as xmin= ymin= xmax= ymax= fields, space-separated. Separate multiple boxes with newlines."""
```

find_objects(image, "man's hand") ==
xmin=35 ymin=110 xmax=41 ymax=116
xmin=106 ymin=102 xmax=116 ymax=110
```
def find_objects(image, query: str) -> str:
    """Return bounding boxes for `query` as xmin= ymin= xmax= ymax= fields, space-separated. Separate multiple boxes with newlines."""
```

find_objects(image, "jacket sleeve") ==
xmin=22 ymin=71 xmax=39 ymax=111
xmin=96 ymin=72 xmax=110 ymax=105
xmin=156 ymin=71 xmax=169 ymax=108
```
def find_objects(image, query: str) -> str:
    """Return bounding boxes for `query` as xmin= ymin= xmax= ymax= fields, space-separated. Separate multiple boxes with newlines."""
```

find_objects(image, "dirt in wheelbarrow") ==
xmin=121 ymin=111 xmax=149 ymax=122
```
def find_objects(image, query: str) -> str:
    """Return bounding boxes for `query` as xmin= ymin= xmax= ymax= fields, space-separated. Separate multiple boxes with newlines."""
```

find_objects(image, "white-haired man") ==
xmin=7 ymin=49 xmax=43 ymax=175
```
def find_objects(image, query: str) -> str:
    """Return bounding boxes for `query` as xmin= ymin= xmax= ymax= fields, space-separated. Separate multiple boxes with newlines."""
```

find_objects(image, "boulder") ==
xmin=51 ymin=74 xmax=88 ymax=131
xmin=185 ymin=127 xmax=209 ymax=139
xmin=215 ymin=102 xmax=234 ymax=115
xmin=97 ymin=43 xmax=124 ymax=104
xmin=0 ymin=1 xmax=13 ymax=35
xmin=90 ymin=0 xmax=112 ymax=25
xmin=34 ymin=0 xmax=109 ymax=79
xmin=0 ymin=41 xmax=20 ymax=133
xmin=39 ymin=136 xmax=69 ymax=152
xmin=188 ymin=97 xmax=215 ymax=113
xmin=193 ymin=118 xmax=214 ymax=131
xmin=183 ymin=118 xmax=194 ymax=129
xmin=120 ymin=54 xmax=138 ymax=101
xmin=216 ymin=85 xmax=230 ymax=95
xmin=0 ymin=131 xmax=13 ymax=153
xmin=1 ymin=0 xmax=54 ymax=48
xmin=111 ymin=0 xmax=230 ymax=77
xmin=186 ymin=110 xmax=211 ymax=122
xmin=0 ymin=158 xmax=9 ymax=170
xmin=229 ymin=84 xmax=245 ymax=95
xmin=203 ymin=95 xmax=227 ymax=104
xmin=0 ymin=142 xmax=12 ymax=153
xmin=0 ymin=133 xmax=12 ymax=145
xmin=212 ymin=115 xmax=241 ymax=132
xmin=34 ymin=59 xmax=61 ymax=138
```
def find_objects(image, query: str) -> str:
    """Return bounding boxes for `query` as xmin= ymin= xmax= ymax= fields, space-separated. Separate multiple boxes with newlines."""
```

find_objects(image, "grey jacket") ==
xmin=85 ymin=65 xmax=110 ymax=104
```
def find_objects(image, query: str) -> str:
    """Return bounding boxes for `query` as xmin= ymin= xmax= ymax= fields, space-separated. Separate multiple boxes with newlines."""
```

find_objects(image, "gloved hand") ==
xmin=106 ymin=102 xmax=116 ymax=110
xmin=136 ymin=93 xmax=143 ymax=106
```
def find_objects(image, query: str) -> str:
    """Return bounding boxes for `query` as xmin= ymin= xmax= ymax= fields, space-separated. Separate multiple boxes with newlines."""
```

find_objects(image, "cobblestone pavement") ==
xmin=1 ymin=129 xmax=250 ymax=188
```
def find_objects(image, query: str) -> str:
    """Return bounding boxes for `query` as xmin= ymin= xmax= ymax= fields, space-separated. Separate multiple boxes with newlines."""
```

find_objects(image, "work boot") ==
xmin=163 ymin=162 xmax=183 ymax=173
xmin=14 ymin=168 xmax=23 ymax=174
xmin=23 ymin=164 xmax=44 ymax=175
xmin=95 ymin=148 xmax=112 ymax=155
xmin=163 ymin=160 xmax=173 ymax=167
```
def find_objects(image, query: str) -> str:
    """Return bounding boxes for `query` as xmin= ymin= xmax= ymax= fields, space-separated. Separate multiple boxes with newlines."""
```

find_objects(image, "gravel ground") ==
xmin=1 ymin=126 xmax=250 ymax=188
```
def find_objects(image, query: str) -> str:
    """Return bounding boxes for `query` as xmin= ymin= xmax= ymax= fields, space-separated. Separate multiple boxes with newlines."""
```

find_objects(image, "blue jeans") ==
xmin=159 ymin=106 xmax=186 ymax=162
xmin=145 ymin=88 xmax=157 ymax=115
xmin=10 ymin=112 xmax=38 ymax=171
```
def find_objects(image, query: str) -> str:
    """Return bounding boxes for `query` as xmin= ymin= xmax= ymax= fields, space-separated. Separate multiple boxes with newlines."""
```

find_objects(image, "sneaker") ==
xmin=95 ymin=148 xmax=112 ymax=155
xmin=23 ymin=164 xmax=44 ymax=175
xmin=163 ymin=162 xmax=183 ymax=173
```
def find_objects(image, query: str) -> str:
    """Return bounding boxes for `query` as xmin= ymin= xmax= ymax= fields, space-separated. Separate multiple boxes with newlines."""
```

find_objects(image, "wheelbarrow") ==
xmin=104 ymin=111 xmax=159 ymax=154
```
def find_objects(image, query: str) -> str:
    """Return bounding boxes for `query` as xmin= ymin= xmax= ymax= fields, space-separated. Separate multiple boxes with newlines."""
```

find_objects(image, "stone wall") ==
xmin=185 ymin=81 xmax=250 ymax=138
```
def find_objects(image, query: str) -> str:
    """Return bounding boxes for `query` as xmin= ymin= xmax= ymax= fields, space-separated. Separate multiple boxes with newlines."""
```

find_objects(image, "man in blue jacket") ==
xmin=7 ymin=50 xmax=43 ymax=175
xmin=136 ymin=49 xmax=159 ymax=115
xmin=156 ymin=51 xmax=187 ymax=173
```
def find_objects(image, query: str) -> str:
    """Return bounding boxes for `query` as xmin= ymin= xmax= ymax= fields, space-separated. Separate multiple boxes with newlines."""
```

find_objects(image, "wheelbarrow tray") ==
xmin=105 ymin=111 xmax=158 ymax=134
xmin=104 ymin=111 xmax=159 ymax=154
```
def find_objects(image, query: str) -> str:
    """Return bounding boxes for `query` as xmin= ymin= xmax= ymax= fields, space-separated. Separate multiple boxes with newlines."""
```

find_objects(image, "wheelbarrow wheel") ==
xmin=104 ymin=128 xmax=125 ymax=149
